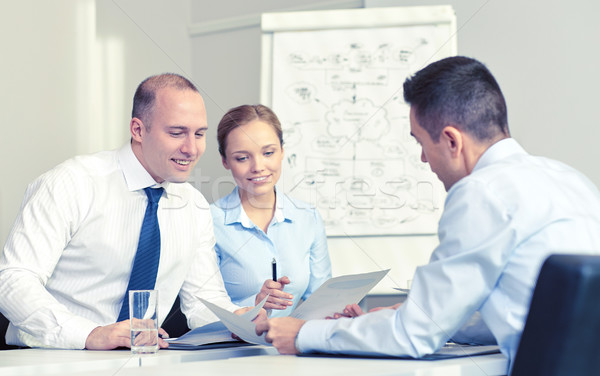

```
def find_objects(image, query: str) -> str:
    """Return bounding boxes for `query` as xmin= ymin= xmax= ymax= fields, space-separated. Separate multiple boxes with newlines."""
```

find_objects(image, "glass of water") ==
xmin=129 ymin=289 xmax=159 ymax=354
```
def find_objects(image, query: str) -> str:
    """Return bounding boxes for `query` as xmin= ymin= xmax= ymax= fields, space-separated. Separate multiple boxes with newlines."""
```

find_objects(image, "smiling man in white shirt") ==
xmin=255 ymin=56 xmax=600 ymax=373
xmin=0 ymin=73 xmax=251 ymax=349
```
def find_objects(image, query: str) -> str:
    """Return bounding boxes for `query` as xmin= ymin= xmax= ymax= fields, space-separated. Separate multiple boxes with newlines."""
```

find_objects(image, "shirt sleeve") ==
xmin=450 ymin=312 xmax=497 ymax=345
xmin=0 ymin=167 xmax=99 ymax=349
xmin=179 ymin=210 xmax=241 ymax=329
xmin=297 ymin=178 xmax=515 ymax=356
xmin=302 ymin=208 xmax=332 ymax=301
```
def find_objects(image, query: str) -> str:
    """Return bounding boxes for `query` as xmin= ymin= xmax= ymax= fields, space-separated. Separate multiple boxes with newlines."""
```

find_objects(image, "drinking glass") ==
xmin=129 ymin=289 xmax=159 ymax=354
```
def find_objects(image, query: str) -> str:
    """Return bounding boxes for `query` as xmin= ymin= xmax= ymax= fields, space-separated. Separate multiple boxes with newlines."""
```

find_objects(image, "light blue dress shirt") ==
xmin=297 ymin=138 xmax=600 ymax=373
xmin=210 ymin=187 xmax=332 ymax=317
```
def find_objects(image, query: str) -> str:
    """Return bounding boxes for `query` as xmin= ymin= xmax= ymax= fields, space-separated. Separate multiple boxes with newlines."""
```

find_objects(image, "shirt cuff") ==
xmin=296 ymin=319 xmax=333 ymax=353
xmin=14 ymin=315 xmax=100 ymax=349
xmin=60 ymin=316 xmax=104 ymax=349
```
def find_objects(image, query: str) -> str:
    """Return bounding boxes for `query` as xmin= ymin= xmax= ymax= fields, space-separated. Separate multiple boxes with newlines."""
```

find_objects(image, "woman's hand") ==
xmin=326 ymin=303 xmax=364 ymax=319
xmin=325 ymin=302 xmax=403 ymax=319
xmin=369 ymin=302 xmax=403 ymax=312
xmin=255 ymin=276 xmax=293 ymax=310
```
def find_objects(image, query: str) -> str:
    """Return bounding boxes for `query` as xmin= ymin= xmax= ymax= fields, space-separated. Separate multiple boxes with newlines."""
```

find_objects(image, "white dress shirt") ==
xmin=297 ymin=138 xmax=600 ymax=373
xmin=0 ymin=143 xmax=238 ymax=349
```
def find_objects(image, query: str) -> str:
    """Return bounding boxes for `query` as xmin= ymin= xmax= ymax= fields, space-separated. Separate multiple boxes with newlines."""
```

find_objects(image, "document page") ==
xmin=200 ymin=298 xmax=271 ymax=346
xmin=200 ymin=270 xmax=389 ymax=345
xmin=165 ymin=321 xmax=239 ymax=349
xmin=166 ymin=296 xmax=268 ymax=349
xmin=291 ymin=269 xmax=389 ymax=320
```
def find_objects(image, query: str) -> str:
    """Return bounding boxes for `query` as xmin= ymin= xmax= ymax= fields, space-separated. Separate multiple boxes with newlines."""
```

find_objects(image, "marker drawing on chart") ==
xmin=271 ymin=26 xmax=448 ymax=236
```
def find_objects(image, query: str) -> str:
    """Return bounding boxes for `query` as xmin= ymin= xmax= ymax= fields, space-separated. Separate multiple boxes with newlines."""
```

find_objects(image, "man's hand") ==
xmin=85 ymin=320 xmax=170 ymax=350
xmin=255 ymin=317 xmax=305 ymax=354
xmin=255 ymin=277 xmax=293 ymax=310
xmin=229 ymin=306 xmax=269 ymax=341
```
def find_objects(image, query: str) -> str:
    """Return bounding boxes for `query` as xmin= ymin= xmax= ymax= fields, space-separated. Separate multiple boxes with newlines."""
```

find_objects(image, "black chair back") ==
xmin=161 ymin=296 xmax=190 ymax=338
xmin=1 ymin=312 xmax=20 ymax=350
xmin=511 ymin=254 xmax=600 ymax=375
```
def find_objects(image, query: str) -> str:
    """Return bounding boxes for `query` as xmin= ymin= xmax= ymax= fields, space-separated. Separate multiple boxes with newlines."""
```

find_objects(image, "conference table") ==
xmin=0 ymin=345 xmax=508 ymax=376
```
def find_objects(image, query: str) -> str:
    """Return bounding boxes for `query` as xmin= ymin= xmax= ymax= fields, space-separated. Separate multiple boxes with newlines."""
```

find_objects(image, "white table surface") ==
xmin=0 ymin=346 xmax=508 ymax=376
xmin=0 ymin=345 xmax=276 ymax=375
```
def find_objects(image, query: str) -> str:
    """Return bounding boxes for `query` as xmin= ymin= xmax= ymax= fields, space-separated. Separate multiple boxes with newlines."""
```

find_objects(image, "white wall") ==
xmin=1 ymin=1 xmax=83 ymax=245
xmin=0 ymin=0 xmax=191 ymax=245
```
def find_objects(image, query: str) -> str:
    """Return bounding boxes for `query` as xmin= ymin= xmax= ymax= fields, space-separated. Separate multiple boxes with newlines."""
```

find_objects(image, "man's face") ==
xmin=409 ymin=107 xmax=463 ymax=191
xmin=132 ymin=87 xmax=207 ymax=183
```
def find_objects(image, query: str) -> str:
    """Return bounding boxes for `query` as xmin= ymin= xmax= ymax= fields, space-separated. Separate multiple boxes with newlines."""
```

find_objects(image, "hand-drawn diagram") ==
xmin=271 ymin=26 xmax=449 ymax=236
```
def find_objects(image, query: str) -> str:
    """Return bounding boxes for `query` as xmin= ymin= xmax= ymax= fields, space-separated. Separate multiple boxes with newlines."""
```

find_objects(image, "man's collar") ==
xmin=118 ymin=142 xmax=169 ymax=192
xmin=473 ymin=138 xmax=527 ymax=172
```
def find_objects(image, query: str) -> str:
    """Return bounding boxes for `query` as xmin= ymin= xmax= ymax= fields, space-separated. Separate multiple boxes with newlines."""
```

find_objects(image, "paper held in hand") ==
xmin=290 ymin=269 xmax=390 ymax=320
xmin=165 ymin=297 xmax=268 ymax=349
xmin=200 ymin=269 xmax=390 ymax=346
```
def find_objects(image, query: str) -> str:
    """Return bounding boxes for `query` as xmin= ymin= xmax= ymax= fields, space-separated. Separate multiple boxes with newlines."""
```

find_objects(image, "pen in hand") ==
xmin=258 ymin=258 xmax=292 ymax=310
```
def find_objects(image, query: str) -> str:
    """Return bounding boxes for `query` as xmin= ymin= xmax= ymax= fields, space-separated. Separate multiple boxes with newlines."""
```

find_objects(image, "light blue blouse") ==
xmin=210 ymin=187 xmax=332 ymax=317
xmin=297 ymin=138 xmax=600 ymax=373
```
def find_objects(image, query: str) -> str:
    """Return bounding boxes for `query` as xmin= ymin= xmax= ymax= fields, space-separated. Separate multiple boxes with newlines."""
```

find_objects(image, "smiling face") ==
xmin=131 ymin=87 xmax=207 ymax=183
xmin=222 ymin=120 xmax=284 ymax=204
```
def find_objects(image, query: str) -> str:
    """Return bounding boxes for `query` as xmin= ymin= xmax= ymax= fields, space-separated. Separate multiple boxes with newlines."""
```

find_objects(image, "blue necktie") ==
xmin=117 ymin=187 xmax=164 ymax=322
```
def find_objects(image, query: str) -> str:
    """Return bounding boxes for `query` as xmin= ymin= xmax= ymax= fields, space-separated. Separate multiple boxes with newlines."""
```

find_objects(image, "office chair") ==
xmin=161 ymin=296 xmax=191 ymax=338
xmin=511 ymin=254 xmax=600 ymax=376
xmin=0 ymin=312 xmax=20 ymax=350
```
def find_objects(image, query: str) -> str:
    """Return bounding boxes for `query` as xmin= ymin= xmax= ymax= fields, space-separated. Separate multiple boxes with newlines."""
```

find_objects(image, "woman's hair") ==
xmin=217 ymin=104 xmax=283 ymax=157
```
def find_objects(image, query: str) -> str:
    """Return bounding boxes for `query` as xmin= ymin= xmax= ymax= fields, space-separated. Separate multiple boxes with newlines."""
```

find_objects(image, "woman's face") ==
xmin=222 ymin=119 xmax=284 ymax=202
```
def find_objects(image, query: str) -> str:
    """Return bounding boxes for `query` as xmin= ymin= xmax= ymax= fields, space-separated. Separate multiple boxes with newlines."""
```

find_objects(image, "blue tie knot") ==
xmin=145 ymin=187 xmax=163 ymax=205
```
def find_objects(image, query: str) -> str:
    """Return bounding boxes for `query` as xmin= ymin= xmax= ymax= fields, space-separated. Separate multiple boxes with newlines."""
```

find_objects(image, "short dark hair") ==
xmin=403 ymin=56 xmax=509 ymax=142
xmin=217 ymin=104 xmax=283 ymax=158
xmin=132 ymin=73 xmax=199 ymax=127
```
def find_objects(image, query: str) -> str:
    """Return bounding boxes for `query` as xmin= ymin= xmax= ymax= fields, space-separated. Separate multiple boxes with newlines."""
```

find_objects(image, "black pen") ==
xmin=272 ymin=258 xmax=277 ymax=281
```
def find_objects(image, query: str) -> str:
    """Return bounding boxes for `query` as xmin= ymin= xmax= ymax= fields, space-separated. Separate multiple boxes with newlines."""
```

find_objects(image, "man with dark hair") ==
xmin=256 ymin=56 xmax=600 ymax=372
xmin=0 ymin=73 xmax=251 ymax=350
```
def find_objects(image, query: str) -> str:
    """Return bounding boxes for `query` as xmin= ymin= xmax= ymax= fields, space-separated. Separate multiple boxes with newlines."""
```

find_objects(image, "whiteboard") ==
xmin=261 ymin=6 xmax=456 ymax=236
